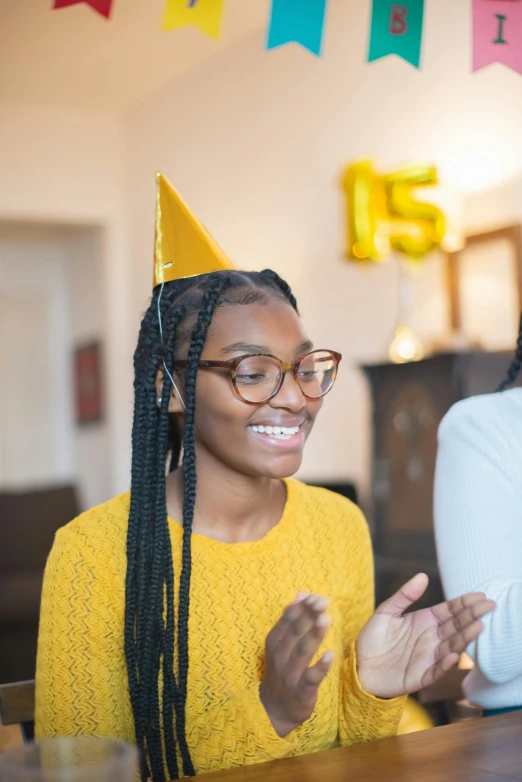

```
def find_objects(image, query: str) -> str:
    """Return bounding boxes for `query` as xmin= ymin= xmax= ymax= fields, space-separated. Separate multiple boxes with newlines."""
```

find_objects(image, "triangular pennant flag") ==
xmin=266 ymin=0 xmax=328 ymax=56
xmin=368 ymin=0 xmax=425 ymax=68
xmin=473 ymin=0 xmax=522 ymax=75
xmin=162 ymin=0 xmax=225 ymax=39
xmin=53 ymin=0 xmax=113 ymax=18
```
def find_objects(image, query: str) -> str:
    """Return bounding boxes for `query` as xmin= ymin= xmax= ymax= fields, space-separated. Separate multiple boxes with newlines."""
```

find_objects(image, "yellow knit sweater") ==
xmin=36 ymin=480 xmax=404 ymax=776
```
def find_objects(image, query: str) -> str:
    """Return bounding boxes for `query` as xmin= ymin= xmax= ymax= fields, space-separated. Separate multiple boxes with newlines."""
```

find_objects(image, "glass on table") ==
xmin=0 ymin=737 xmax=137 ymax=782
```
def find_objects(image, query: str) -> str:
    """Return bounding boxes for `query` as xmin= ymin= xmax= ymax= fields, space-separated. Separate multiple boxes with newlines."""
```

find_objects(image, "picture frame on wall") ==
xmin=73 ymin=341 xmax=104 ymax=425
xmin=445 ymin=225 xmax=522 ymax=351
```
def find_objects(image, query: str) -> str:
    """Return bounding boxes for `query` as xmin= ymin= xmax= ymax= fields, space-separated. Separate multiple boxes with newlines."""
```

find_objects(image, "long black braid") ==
xmin=125 ymin=269 xmax=298 ymax=780
xmin=498 ymin=312 xmax=522 ymax=392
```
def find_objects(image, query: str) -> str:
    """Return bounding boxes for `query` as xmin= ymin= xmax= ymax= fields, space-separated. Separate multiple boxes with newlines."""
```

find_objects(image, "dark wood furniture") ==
xmin=363 ymin=351 xmax=521 ymax=610
xmin=0 ymin=681 xmax=34 ymax=725
xmin=0 ymin=485 xmax=79 ymax=685
xmin=307 ymin=481 xmax=358 ymax=506
xmin=203 ymin=711 xmax=522 ymax=781
xmin=0 ymin=679 xmax=35 ymax=741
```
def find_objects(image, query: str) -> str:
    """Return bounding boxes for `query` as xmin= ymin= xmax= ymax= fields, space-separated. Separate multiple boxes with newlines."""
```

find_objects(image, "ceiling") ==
xmin=0 ymin=0 xmax=268 ymax=112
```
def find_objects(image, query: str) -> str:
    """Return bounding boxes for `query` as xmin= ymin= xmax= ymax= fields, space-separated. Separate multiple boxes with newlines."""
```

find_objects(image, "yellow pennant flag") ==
xmin=162 ymin=0 xmax=225 ymax=39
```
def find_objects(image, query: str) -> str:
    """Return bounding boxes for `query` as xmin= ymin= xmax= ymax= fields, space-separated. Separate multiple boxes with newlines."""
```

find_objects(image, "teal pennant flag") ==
xmin=266 ymin=0 xmax=328 ymax=56
xmin=368 ymin=0 xmax=425 ymax=68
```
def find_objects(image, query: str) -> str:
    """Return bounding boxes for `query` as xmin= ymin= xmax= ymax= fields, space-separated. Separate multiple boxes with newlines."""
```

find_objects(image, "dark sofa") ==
xmin=0 ymin=485 xmax=79 ymax=684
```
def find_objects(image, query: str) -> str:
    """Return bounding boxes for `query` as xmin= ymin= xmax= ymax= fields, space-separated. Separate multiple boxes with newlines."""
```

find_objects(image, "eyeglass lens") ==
xmin=234 ymin=351 xmax=337 ymax=403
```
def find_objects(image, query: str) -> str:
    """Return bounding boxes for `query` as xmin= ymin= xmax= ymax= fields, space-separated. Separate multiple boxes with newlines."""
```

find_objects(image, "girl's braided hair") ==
xmin=125 ymin=269 xmax=298 ymax=779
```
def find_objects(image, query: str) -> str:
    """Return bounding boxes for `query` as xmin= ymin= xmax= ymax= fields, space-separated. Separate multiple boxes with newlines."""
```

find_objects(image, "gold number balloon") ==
xmin=341 ymin=160 xmax=447 ymax=263
xmin=341 ymin=161 xmax=387 ymax=263
xmin=384 ymin=165 xmax=447 ymax=260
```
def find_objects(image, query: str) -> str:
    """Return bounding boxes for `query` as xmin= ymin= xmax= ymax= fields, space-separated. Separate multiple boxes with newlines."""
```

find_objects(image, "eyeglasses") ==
xmin=174 ymin=349 xmax=342 ymax=405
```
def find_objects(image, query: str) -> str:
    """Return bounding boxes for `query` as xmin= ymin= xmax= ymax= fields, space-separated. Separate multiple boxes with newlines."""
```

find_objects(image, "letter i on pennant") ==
xmin=472 ymin=0 xmax=522 ymax=74
xmin=162 ymin=0 xmax=225 ymax=38
xmin=368 ymin=0 xmax=425 ymax=68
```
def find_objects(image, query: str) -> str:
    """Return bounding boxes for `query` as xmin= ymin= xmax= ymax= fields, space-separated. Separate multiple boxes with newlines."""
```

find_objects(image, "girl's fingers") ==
xmin=304 ymin=594 xmax=330 ymax=614
xmin=437 ymin=599 xmax=495 ymax=641
xmin=269 ymin=596 xmax=329 ymax=668
xmin=300 ymin=651 xmax=334 ymax=689
xmin=436 ymin=619 xmax=484 ymax=660
xmin=284 ymin=613 xmax=331 ymax=684
xmin=267 ymin=600 xmax=313 ymax=649
xmin=376 ymin=574 xmax=429 ymax=617
xmin=292 ymin=591 xmax=309 ymax=605
xmin=431 ymin=592 xmax=488 ymax=624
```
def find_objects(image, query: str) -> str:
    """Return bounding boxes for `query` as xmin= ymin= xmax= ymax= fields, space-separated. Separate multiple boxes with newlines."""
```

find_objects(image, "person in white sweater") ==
xmin=434 ymin=352 xmax=522 ymax=716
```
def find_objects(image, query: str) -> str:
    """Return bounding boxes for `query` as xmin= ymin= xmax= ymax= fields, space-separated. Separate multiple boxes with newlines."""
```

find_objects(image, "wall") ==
xmin=64 ymin=226 xmax=112 ymax=509
xmin=0 ymin=223 xmax=111 ymax=509
xmin=123 ymin=0 xmax=522 ymax=505
xmin=4 ymin=0 xmax=522 ymax=508
xmin=0 ymin=105 xmax=133 ymax=496
xmin=0 ymin=225 xmax=70 ymax=487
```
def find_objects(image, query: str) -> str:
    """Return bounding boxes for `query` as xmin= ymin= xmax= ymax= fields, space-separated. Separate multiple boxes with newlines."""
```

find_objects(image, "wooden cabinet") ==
xmin=363 ymin=351 xmax=519 ymax=608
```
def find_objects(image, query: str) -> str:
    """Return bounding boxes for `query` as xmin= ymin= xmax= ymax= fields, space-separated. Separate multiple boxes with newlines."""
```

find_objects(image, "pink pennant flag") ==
xmin=473 ymin=0 xmax=522 ymax=74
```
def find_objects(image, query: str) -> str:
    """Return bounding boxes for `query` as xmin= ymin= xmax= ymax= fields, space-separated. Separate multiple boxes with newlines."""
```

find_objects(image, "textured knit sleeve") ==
xmin=337 ymin=505 xmax=405 ymax=744
xmin=35 ymin=522 xmax=134 ymax=741
xmin=435 ymin=394 xmax=522 ymax=685
xmin=187 ymin=684 xmax=299 ymax=774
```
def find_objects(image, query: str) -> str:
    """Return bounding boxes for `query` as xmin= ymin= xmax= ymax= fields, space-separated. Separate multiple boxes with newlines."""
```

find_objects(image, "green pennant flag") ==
xmin=368 ymin=0 xmax=425 ymax=68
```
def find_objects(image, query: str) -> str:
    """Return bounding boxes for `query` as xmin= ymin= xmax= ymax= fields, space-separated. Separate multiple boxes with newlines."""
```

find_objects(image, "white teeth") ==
xmin=250 ymin=425 xmax=300 ymax=440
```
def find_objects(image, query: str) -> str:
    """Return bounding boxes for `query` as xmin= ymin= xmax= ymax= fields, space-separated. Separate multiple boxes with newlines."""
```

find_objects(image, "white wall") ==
xmin=0 ymin=223 xmax=112 ymax=509
xmin=5 ymin=0 xmax=522 ymax=508
xmin=0 ymin=106 xmax=133 ymax=496
xmin=123 ymin=0 xmax=522 ymax=504
xmin=64 ymin=226 xmax=112 ymax=509
xmin=0 ymin=225 xmax=72 ymax=487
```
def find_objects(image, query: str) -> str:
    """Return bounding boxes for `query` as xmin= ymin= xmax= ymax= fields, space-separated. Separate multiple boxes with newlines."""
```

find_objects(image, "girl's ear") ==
xmin=155 ymin=369 xmax=185 ymax=413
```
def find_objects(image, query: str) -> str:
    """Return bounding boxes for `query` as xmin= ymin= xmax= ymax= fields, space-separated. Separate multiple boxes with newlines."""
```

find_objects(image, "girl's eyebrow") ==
xmin=220 ymin=340 xmax=314 ymax=357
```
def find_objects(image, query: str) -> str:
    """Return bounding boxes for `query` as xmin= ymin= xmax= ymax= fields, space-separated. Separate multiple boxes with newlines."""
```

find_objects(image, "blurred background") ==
xmin=2 ymin=0 xmax=522 ymax=738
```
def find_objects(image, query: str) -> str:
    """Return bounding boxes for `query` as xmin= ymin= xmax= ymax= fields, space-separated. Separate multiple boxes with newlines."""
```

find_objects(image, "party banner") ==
xmin=368 ymin=0 xmax=425 ymax=68
xmin=53 ymin=0 xmax=113 ymax=17
xmin=472 ymin=0 xmax=522 ymax=74
xmin=266 ymin=0 xmax=328 ymax=56
xmin=162 ymin=0 xmax=225 ymax=39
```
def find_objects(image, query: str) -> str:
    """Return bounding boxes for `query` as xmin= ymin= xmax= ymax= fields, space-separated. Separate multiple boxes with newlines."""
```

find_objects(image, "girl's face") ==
xmin=175 ymin=299 xmax=327 ymax=480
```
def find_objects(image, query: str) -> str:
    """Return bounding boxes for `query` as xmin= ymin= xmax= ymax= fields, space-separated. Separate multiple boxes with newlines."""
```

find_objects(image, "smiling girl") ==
xmin=35 ymin=174 xmax=494 ymax=780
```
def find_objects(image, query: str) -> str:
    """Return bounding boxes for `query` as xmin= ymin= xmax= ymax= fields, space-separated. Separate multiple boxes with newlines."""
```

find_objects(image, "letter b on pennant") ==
xmin=390 ymin=4 xmax=408 ymax=35
xmin=368 ymin=0 xmax=423 ymax=67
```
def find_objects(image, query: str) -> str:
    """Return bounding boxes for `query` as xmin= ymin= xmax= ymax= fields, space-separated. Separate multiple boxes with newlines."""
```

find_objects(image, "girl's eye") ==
xmin=236 ymin=373 xmax=267 ymax=385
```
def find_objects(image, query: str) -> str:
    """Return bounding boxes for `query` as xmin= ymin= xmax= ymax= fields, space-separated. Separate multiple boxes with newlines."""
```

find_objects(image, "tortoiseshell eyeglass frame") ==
xmin=173 ymin=349 xmax=342 ymax=405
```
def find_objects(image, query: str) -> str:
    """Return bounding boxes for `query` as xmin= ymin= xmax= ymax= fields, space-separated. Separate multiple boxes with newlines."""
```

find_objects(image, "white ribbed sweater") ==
xmin=435 ymin=388 xmax=522 ymax=709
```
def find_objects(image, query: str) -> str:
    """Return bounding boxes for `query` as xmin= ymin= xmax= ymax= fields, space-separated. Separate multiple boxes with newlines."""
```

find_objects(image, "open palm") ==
xmin=356 ymin=573 xmax=496 ymax=700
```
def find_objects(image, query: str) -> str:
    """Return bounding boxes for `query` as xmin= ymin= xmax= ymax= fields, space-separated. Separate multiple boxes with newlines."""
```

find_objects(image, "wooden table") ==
xmin=205 ymin=712 xmax=522 ymax=781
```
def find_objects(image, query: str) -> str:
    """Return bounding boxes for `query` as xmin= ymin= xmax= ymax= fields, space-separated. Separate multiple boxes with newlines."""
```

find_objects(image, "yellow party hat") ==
xmin=154 ymin=172 xmax=236 ymax=287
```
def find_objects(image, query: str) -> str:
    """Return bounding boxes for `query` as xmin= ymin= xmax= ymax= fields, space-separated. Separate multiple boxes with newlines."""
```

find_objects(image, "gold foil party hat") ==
xmin=154 ymin=172 xmax=236 ymax=287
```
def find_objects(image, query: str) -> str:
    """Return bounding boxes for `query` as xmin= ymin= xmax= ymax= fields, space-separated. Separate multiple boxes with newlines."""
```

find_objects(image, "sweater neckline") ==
xmin=167 ymin=478 xmax=298 ymax=555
